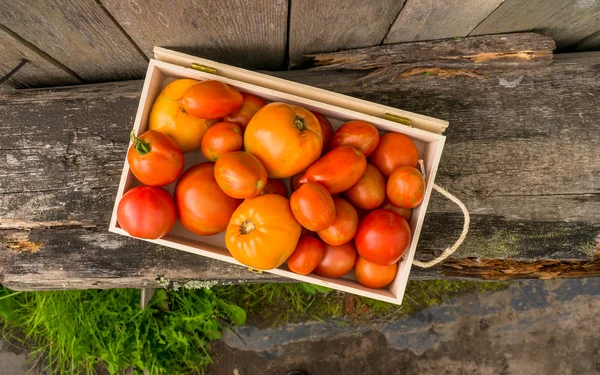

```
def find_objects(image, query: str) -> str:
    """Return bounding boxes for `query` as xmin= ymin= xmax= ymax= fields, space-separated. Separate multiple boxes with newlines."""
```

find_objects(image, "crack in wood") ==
xmin=0 ymin=219 xmax=97 ymax=230
xmin=396 ymin=67 xmax=489 ymax=80
xmin=1 ymin=232 xmax=41 ymax=253
xmin=441 ymin=50 xmax=553 ymax=63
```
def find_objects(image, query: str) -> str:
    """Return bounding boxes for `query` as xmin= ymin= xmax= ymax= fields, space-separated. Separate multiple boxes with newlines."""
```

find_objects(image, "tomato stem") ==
xmin=130 ymin=130 xmax=151 ymax=155
xmin=240 ymin=219 xmax=256 ymax=235
xmin=294 ymin=115 xmax=306 ymax=131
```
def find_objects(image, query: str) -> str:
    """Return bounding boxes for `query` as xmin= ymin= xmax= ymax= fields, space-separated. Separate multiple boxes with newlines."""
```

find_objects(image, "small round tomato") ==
xmin=290 ymin=170 xmax=305 ymax=193
xmin=331 ymin=120 xmax=380 ymax=157
xmin=343 ymin=163 xmax=385 ymax=210
xmin=201 ymin=122 xmax=243 ymax=161
xmin=312 ymin=111 xmax=334 ymax=154
xmin=117 ymin=186 xmax=176 ymax=239
xmin=226 ymin=194 xmax=302 ymax=270
xmin=215 ymin=151 xmax=267 ymax=199
xmin=355 ymin=209 xmax=411 ymax=266
xmin=369 ymin=132 xmax=418 ymax=177
xmin=223 ymin=92 xmax=267 ymax=129
xmin=381 ymin=199 xmax=412 ymax=221
xmin=182 ymin=80 xmax=243 ymax=119
xmin=354 ymin=256 xmax=398 ymax=289
xmin=317 ymin=197 xmax=358 ymax=246
xmin=127 ymin=130 xmax=184 ymax=187
xmin=175 ymin=163 xmax=242 ymax=235
xmin=314 ymin=241 xmax=357 ymax=278
xmin=260 ymin=178 xmax=288 ymax=197
xmin=300 ymin=146 xmax=367 ymax=194
xmin=387 ymin=166 xmax=425 ymax=208
xmin=290 ymin=182 xmax=336 ymax=231
xmin=287 ymin=236 xmax=324 ymax=275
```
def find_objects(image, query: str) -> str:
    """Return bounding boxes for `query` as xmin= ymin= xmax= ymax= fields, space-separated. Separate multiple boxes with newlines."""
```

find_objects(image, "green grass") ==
xmin=0 ymin=280 xmax=507 ymax=374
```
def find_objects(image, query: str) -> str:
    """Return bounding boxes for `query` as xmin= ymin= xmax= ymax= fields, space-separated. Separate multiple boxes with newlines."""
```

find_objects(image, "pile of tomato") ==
xmin=117 ymin=78 xmax=425 ymax=289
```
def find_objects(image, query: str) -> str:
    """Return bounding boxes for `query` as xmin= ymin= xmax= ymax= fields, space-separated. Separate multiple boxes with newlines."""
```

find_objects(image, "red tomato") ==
xmin=287 ymin=236 xmax=324 ymax=275
xmin=175 ymin=163 xmax=242 ymax=235
xmin=354 ymin=256 xmax=398 ymax=289
xmin=369 ymin=132 xmax=418 ymax=177
xmin=331 ymin=120 xmax=379 ymax=157
xmin=300 ymin=146 xmax=367 ymax=194
xmin=290 ymin=182 xmax=336 ymax=231
xmin=182 ymin=80 xmax=243 ymax=119
xmin=355 ymin=209 xmax=411 ymax=266
xmin=290 ymin=170 xmax=306 ymax=194
xmin=314 ymin=241 xmax=357 ymax=278
xmin=201 ymin=122 xmax=243 ymax=161
xmin=317 ymin=197 xmax=358 ymax=246
xmin=312 ymin=111 xmax=334 ymax=154
xmin=260 ymin=178 xmax=288 ymax=197
xmin=127 ymin=130 xmax=184 ymax=187
xmin=223 ymin=92 xmax=267 ymax=129
xmin=343 ymin=163 xmax=385 ymax=210
xmin=387 ymin=166 xmax=425 ymax=209
xmin=381 ymin=199 xmax=412 ymax=221
xmin=117 ymin=186 xmax=176 ymax=239
xmin=214 ymin=151 xmax=268 ymax=199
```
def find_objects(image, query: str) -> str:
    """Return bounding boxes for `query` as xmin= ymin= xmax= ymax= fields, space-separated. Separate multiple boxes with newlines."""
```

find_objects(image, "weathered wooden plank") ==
xmin=383 ymin=0 xmax=503 ymax=44
xmin=574 ymin=30 xmax=600 ymax=51
xmin=288 ymin=0 xmax=405 ymax=67
xmin=0 ymin=0 xmax=147 ymax=82
xmin=0 ymin=25 xmax=81 ymax=88
xmin=100 ymin=0 xmax=288 ymax=71
xmin=471 ymin=0 xmax=600 ymax=49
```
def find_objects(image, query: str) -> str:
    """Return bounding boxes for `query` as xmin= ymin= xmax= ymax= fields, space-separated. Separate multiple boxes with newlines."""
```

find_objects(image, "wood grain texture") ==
xmin=0 ymin=0 xmax=147 ymax=82
xmin=288 ymin=0 xmax=405 ymax=67
xmin=101 ymin=0 xmax=288 ymax=70
xmin=471 ymin=0 xmax=600 ymax=49
xmin=574 ymin=30 xmax=600 ymax=50
xmin=383 ymin=0 xmax=504 ymax=44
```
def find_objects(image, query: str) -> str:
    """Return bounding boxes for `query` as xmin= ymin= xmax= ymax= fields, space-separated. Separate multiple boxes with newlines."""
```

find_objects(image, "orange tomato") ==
xmin=369 ymin=132 xmax=418 ymax=177
xmin=244 ymin=102 xmax=323 ymax=178
xmin=387 ymin=166 xmax=425 ymax=208
xmin=314 ymin=241 xmax=357 ymax=279
xmin=331 ymin=120 xmax=379 ymax=157
xmin=214 ymin=151 xmax=267 ymax=199
xmin=201 ymin=122 xmax=243 ymax=161
xmin=182 ymin=80 xmax=243 ymax=119
xmin=226 ymin=194 xmax=302 ymax=270
xmin=127 ymin=130 xmax=184 ymax=187
xmin=343 ymin=163 xmax=385 ymax=210
xmin=290 ymin=182 xmax=336 ymax=231
xmin=300 ymin=146 xmax=367 ymax=194
xmin=149 ymin=79 xmax=217 ymax=152
xmin=317 ymin=197 xmax=358 ymax=246
xmin=223 ymin=92 xmax=267 ymax=129
xmin=175 ymin=163 xmax=242 ymax=235
xmin=287 ymin=236 xmax=324 ymax=275
xmin=354 ymin=256 xmax=397 ymax=289
xmin=381 ymin=199 xmax=412 ymax=221
xmin=312 ymin=111 xmax=334 ymax=154
xmin=260 ymin=178 xmax=288 ymax=197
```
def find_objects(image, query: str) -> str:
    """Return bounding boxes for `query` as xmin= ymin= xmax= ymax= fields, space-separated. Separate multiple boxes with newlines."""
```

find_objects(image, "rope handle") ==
xmin=412 ymin=184 xmax=470 ymax=268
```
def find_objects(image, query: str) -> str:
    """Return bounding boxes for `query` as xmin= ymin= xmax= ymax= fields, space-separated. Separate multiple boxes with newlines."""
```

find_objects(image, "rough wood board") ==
xmin=0 ymin=0 xmax=147 ymax=82
xmin=574 ymin=30 xmax=600 ymax=51
xmin=471 ymin=0 xmax=600 ymax=49
xmin=383 ymin=0 xmax=504 ymax=44
xmin=101 ymin=0 xmax=288 ymax=71
xmin=288 ymin=0 xmax=405 ymax=67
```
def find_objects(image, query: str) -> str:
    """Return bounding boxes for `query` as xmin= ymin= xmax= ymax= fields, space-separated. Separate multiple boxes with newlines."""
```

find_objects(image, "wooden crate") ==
xmin=109 ymin=47 xmax=448 ymax=305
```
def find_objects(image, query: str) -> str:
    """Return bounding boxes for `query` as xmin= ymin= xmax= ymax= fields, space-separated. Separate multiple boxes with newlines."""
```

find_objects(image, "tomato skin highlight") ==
xmin=354 ymin=256 xmax=398 ymax=289
xmin=343 ymin=163 xmax=386 ymax=210
xmin=127 ymin=130 xmax=184 ymax=187
xmin=201 ymin=122 xmax=243 ymax=162
xmin=182 ymin=80 xmax=243 ymax=119
xmin=331 ymin=120 xmax=380 ymax=157
xmin=300 ymin=146 xmax=367 ymax=194
xmin=117 ymin=186 xmax=176 ymax=239
xmin=317 ymin=197 xmax=358 ymax=246
xmin=287 ymin=236 xmax=324 ymax=275
xmin=355 ymin=209 xmax=411 ymax=266
xmin=387 ymin=166 xmax=425 ymax=209
xmin=369 ymin=132 xmax=418 ymax=177
xmin=214 ymin=151 xmax=268 ymax=199
xmin=314 ymin=241 xmax=357 ymax=278
xmin=223 ymin=92 xmax=267 ymax=129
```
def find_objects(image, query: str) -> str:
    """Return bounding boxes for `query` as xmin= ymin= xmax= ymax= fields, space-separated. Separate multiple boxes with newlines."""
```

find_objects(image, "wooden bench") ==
xmin=1 ymin=33 xmax=598 ymax=290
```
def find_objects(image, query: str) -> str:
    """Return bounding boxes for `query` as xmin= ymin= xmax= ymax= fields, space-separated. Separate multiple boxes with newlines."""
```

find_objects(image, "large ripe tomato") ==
xmin=381 ymin=198 xmax=412 ymax=221
xmin=317 ymin=197 xmax=358 ymax=245
xmin=201 ymin=122 xmax=243 ymax=161
xmin=314 ymin=241 xmax=357 ymax=278
xmin=223 ymin=92 xmax=267 ymax=129
xmin=355 ymin=209 xmax=411 ymax=266
xmin=182 ymin=80 xmax=243 ymax=119
xmin=290 ymin=182 xmax=336 ymax=231
xmin=331 ymin=120 xmax=380 ymax=157
xmin=226 ymin=194 xmax=301 ymax=270
xmin=290 ymin=170 xmax=305 ymax=194
xmin=300 ymin=146 xmax=367 ymax=194
xmin=354 ymin=256 xmax=398 ymax=289
xmin=369 ymin=132 xmax=418 ymax=177
xmin=260 ymin=178 xmax=288 ymax=197
xmin=175 ymin=163 xmax=242 ymax=235
xmin=244 ymin=103 xmax=322 ymax=178
xmin=287 ymin=236 xmax=324 ymax=275
xmin=343 ymin=163 xmax=385 ymax=210
xmin=117 ymin=186 xmax=176 ymax=239
xmin=387 ymin=166 xmax=425 ymax=208
xmin=127 ymin=130 xmax=184 ymax=187
xmin=312 ymin=111 xmax=334 ymax=154
xmin=214 ymin=151 xmax=267 ymax=199
xmin=149 ymin=79 xmax=217 ymax=152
